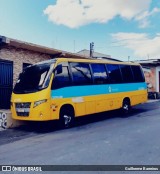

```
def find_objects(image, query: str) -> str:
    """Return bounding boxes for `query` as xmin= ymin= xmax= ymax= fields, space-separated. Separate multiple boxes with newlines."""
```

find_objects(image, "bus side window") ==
xmin=106 ymin=64 xmax=122 ymax=84
xmin=119 ymin=65 xmax=134 ymax=83
xmin=131 ymin=66 xmax=145 ymax=82
xmin=51 ymin=65 xmax=71 ymax=89
xmin=70 ymin=62 xmax=92 ymax=85
xmin=91 ymin=64 xmax=108 ymax=84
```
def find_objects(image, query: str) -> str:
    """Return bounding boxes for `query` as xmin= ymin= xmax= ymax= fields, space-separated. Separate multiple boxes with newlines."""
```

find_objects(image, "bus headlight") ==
xmin=33 ymin=99 xmax=47 ymax=108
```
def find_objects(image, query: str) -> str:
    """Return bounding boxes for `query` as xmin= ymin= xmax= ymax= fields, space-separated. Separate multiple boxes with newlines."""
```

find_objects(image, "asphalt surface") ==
xmin=0 ymin=101 xmax=160 ymax=173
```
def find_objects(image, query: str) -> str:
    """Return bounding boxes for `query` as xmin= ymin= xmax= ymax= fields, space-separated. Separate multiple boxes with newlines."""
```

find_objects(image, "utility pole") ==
xmin=73 ymin=40 xmax=76 ymax=53
xmin=128 ymin=56 xmax=130 ymax=62
xmin=90 ymin=42 xmax=94 ymax=57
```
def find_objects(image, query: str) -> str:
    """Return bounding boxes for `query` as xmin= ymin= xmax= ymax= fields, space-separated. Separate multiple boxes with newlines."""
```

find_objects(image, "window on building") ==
xmin=131 ymin=65 xmax=145 ymax=82
xmin=52 ymin=65 xmax=71 ymax=89
xmin=70 ymin=62 xmax=92 ymax=85
xmin=106 ymin=64 xmax=122 ymax=83
xmin=120 ymin=65 xmax=134 ymax=83
xmin=91 ymin=64 xmax=108 ymax=84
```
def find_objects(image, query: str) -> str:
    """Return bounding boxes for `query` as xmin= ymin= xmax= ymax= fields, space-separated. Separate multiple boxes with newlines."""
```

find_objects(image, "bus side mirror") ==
xmin=56 ymin=65 xmax=62 ymax=74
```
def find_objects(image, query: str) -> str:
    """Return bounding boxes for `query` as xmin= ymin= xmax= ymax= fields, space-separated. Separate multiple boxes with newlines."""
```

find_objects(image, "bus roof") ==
xmin=34 ymin=57 xmax=141 ymax=67
xmin=55 ymin=58 xmax=141 ymax=66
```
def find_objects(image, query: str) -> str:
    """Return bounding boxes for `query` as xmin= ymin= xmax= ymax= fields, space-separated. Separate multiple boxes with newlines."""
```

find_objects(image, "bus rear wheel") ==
xmin=121 ymin=99 xmax=131 ymax=115
xmin=60 ymin=106 xmax=75 ymax=128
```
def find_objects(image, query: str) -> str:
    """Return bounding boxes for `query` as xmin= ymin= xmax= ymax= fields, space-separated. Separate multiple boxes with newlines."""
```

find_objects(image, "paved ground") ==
xmin=0 ymin=100 xmax=160 ymax=173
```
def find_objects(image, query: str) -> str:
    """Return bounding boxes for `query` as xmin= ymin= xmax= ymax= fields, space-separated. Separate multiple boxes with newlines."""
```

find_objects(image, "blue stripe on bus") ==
xmin=51 ymin=83 xmax=147 ymax=98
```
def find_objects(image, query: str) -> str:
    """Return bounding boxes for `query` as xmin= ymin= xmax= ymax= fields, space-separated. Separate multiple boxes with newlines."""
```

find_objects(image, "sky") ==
xmin=0 ymin=0 xmax=160 ymax=61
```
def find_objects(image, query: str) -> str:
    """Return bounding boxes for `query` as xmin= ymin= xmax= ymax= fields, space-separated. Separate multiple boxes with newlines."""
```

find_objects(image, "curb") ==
xmin=147 ymin=99 xmax=160 ymax=103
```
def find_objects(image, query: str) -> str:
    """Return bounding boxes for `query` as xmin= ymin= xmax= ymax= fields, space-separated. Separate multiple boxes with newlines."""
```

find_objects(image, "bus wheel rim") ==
xmin=123 ymin=104 xmax=129 ymax=111
xmin=63 ymin=115 xmax=71 ymax=126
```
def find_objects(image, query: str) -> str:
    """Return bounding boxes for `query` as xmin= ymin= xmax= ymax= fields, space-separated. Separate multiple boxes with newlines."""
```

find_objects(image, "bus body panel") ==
xmin=11 ymin=58 xmax=148 ymax=122
xmin=50 ymin=87 xmax=147 ymax=117
xmin=11 ymin=87 xmax=52 ymax=121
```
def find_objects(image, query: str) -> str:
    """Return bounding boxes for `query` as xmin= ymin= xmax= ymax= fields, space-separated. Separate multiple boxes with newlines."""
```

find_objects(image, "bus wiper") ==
xmin=23 ymin=89 xmax=38 ymax=93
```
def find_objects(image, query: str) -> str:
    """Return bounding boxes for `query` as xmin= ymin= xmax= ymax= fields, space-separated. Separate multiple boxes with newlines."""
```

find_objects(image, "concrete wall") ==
xmin=156 ymin=67 xmax=160 ymax=92
xmin=143 ymin=67 xmax=156 ymax=92
xmin=0 ymin=46 xmax=51 ymax=85
xmin=0 ymin=111 xmax=7 ymax=129
xmin=0 ymin=110 xmax=26 ymax=130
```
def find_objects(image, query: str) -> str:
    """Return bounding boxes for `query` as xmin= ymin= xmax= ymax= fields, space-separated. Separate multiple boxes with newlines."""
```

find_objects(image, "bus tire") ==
xmin=60 ymin=105 xmax=75 ymax=128
xmin=121 ymin=98 xmax=131 ymax=115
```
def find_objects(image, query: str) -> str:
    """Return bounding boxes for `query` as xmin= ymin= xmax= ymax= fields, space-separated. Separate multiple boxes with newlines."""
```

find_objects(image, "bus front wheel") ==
xmin=60 ymin=106 xmax=75 ymax=128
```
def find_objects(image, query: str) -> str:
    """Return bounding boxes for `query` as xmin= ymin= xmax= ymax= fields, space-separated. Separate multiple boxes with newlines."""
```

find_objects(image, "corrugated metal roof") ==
xmin=0 ymin=35 xmax=90 ymax=59
xmin=77 ymin=49 xmax=121 ymax=62
xmin=136 ymin=59 xmax=160 ymax=66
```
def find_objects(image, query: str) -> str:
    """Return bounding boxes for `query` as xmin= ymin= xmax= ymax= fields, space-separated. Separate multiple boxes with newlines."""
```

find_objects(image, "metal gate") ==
xmin=0 ymin=59 xmax=13 ymax=109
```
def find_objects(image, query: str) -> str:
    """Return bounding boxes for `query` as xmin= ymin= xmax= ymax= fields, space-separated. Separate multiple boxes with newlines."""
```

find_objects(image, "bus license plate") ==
xmin=17 ymin=109 xmax=25 ymax=112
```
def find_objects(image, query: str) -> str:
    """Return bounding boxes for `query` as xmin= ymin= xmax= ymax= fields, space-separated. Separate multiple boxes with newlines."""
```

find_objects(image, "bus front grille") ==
xmin=15 ymin=102 xmax=31 ymax=117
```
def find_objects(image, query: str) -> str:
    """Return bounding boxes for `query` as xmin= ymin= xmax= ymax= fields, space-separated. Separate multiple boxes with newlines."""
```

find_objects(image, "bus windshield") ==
xmin=14 ymin=63 xmax=54 ymax=94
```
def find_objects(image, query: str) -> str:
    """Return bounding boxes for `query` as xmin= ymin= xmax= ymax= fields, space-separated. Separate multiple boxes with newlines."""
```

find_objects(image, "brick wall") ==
xmin=0 ymin=46 xmax=51 ymax=85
